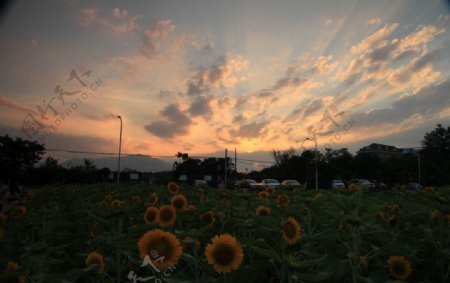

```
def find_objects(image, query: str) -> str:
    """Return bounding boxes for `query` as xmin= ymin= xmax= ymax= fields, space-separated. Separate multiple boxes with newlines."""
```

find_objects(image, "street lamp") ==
xmin=305 ymin=138 xmax=318 ymax=191
xmin=117 ymin=115 xmax=122 ymax=184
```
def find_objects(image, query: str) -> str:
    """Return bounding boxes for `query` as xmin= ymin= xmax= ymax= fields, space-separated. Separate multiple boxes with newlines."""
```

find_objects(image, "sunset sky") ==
xmin=1 ymin=0 xmax=450 ymax=167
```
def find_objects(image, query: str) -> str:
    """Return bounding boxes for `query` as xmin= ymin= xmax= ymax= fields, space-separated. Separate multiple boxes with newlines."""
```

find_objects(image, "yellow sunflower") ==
xmin=85 ymin=251 xmax=106 ymax=274
xmin=167 ymin=182 xmax=180 ymax=194
xmin=149 ymin=192 xmax=159 ymax=206
xmin=277 ymin=194 xmax=290 ymax=208
xmin=12 ymin=206 xmax=27 ymax=217
xmin=265 ymin=187 xmax=275 ymax=195
xmin=171 ymin=194 xmax=189 ymax=211
xmin=158 ymin=205 xmax=176 ymax=227
xmin=348 ymin=183 xmax=358 ymax=192
xmin=105 ymin=194 xmax=113 ymax=202
xmin=387 ymin=256 xmax=412 ymax=280
xmin=144 ymin=207 xmax=160 ymax=224
xmin=186 ymin=204 xmax=197 ymax=211
xmin=0 ymin=212 xmax=7 ymax=224
xmin=282 ymin=217 xmax=302 ymax=245
xmin=424 ymin=186 xmax=434 ymax=193
xmin=132 ymin=195 xmax=141 ymax=202
xmin=388 ymin=204 xmax=400 ymax=212
xmin=205 ymin=234 xmax=244 ymax=274
xmin=0 ymin=227 xmax=5 ymax=239
xmin=138 ymin=229 xmax=182 ymax=270
xmin=256 ymin=205 xmax=271 ymax=216
xmin=6 ymin=261 xmax=18 ymax=271
xmin=360 ymin=256 xmax=368 ymax=270
xmin=314 ymin=193 xmax=323 ymax=201
xmin=431 ymin=210 xmax=439 ymax=219
xmin=259 ymin=191 xmax=269 ymax=200
xmin=111 ymin=199 xmax=124 ymax=207
xmin=200 ymin=211 xmax=216 ymax=227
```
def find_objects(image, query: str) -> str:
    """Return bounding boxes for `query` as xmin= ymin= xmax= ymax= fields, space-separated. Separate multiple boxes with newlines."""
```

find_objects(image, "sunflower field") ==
xmin=1 ymin=182 xmax=450 ymax=283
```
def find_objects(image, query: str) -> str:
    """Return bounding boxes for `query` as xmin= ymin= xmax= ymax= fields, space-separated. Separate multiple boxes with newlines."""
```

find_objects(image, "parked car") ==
xmin=281 ymin=180 xmax=301 ymax=188
xmin=238 ymin=179 xmax=260 ymax=189
xmin=259 ymin=179 xmax=281 ymax=188
xmin=331 ymin=179 xmax=345 ymax=189
xmin=194 ymin=180 xmax=209 ymax=188
xmin=358 ymin=179 xmax=375 ymax=189
xmin=405 ymin=182 xmax=423 ymax=190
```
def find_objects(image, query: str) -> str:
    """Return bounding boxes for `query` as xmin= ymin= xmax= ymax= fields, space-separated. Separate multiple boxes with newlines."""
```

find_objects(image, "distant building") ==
xmin=357 ymin=143 xmax=417 ymax=161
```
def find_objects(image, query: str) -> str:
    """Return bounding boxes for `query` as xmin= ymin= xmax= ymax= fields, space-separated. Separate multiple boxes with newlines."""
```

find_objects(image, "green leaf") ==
xmin=250 ymin=246 xmax=282 ymax=263
xmin=294 ymin=271 xmax=332 ymax=282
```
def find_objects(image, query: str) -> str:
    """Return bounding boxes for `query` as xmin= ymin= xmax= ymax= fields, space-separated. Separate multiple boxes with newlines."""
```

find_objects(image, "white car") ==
xmin=194 ymin=180 xmax=209 ymax=188
xmin=259 ymin=179 xmax=281 ymax=188
xmin=281 ymin=180 xmax=301 ymax=188
xmin=358 ymin=179 xmax=375 ymax=189
xmin=331 ymin=180 xmax=345 ymax=189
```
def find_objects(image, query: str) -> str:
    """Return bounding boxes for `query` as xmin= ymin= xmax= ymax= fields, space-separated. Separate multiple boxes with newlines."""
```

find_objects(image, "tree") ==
xmin=421 ymin=124 xmax=450 ymax=185
xmin=0 ymin=135 xmax=45 ymax=183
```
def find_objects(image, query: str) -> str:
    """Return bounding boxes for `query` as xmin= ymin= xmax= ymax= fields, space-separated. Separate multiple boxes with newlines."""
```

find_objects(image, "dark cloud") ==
xmin=352 ymin=79 xmax=450 ymax=127
xmin=228 ymin=121 xmax=268 ymax=139
xmin=0 ymin=96 xmax=37 ymax=115
xmin=188 ymin=96 xmax=213 ymax=119
xmin=144 ymin=104 xmax=193 ymax=138
xmin=232 ymin=114 xmax=245 ymax=123
xmin=303 ymin=99 xmax=324 ymax=118
xmin=273 ymin=76 xmax=308 ymax=91
xmin=368 ymin=41 xmax=399 ymax=62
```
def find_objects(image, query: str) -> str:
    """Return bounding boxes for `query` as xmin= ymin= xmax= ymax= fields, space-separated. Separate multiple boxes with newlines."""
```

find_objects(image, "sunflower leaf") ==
xmin=250 ymin=246 xmax=282 ymax=263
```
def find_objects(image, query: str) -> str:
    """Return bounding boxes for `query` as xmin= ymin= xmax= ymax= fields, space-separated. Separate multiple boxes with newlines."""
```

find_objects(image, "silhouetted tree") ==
xmin=0 ymin=135 xmax=45 ymax=183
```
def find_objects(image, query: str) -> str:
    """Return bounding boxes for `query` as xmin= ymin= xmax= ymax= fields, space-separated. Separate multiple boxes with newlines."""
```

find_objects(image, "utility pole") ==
xmin=224 ymin=148 xmax=228 ymax=188
xmin=234 ymin=148 xmax=237 ymax=175
xmin=116 ymin=115 xmax=122 ymax=184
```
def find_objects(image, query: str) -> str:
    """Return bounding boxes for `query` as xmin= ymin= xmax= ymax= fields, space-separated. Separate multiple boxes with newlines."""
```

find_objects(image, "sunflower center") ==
xmin=160 ymin=209 xmax=174 ymax=221
xmin=150 ymin=237 xmax=173 ymax=257
xmin=174 ymin=199 xmax=185 ymax=209
xmin=259 ymin=209 xmax=269 ymax=216
xmin=392 ymin=262 xmax=406 ymax=275
xmin=146 ymin=211 xmax=156 ymax=222
xmin=284 ymin=222 xmax=297 ymax=238
xmin=212 ymin=244 xmax=235 ymax=265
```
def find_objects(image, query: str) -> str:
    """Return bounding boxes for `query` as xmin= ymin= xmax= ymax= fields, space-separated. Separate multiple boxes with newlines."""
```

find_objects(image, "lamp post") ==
xmin=306 ymin=138 xmax=318 ymax=191
xmin=117 ymin=115 xmax=122 ymax=184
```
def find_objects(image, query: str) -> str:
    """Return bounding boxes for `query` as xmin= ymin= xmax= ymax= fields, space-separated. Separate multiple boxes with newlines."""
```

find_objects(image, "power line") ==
xmin=45 ymin=148 xmax=275 ymax=165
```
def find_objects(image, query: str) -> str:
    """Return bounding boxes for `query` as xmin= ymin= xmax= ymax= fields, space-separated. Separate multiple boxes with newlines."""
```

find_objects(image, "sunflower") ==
xmin=171 ymin=194 xmax=189 ymax=211
xmin=12 ymin=206 xmax=27 ymax=217
xmin=85 ymin=251 xmax=106 ymax=274
xmin=6 ymin=261 xmax=18 ymax=271
xmin=105 ymin=194 xmax=113 ymax=202
xmin=348 ymin=183 xmax=358 ymax=192
xmin=314 ymin=193 xmax=323 ymax=201
xmin=424 ymin=186 xmax=434 ymax=193
xmin=186 ymin=205 xmax=197 ymax=211
xmin=431 ymin=210 xmax=439 ymax=219
xmin=200 ymin=195 xmax=209 ymax=203
xmin=387 ymin=256 xmax=412 ymax=280
xmin=360 ymin=256 xmax=368 ymax=270
xmin=144 ymin=207 xmax=160 ymax=224
xmin=256 ymin=205 xmax=271 ymax=216
xmin=200 ymin=211 xmax=216 ymax=227
xmin=111 ymin=199 xmax=124 ymax=207
xmin=265 ymin=187 xmax=275 ymax=195
xmin=167 ymin=182 xmax=180 ymax=194
xmin=149 ymin=192 xmax=159 ymax=206
xmin=0 ymin=227 xmax=5 ymax=239
xmin=138 ymin=229 xmax=182 ymax=270
xmin=258 ymin=191 xmax=269 ymax=200
xmin=282 ymin=217 xmax=302 ymax=245
xmin=277 ymin=194 xmax=290 ymax=208
xmin=100 ymin=200 xmax=108 ymax=207
xmin=0 ymin=212 xmax=7 ymax=224
xmin=132 ymin=195 xmax=141 ymax=202
xmin=158 ymin=205 xmax=176 ymax=227
xmin=205 ymin=234 xmax=244 ymax=274
xmin=388 ymin=204 xmax=400 ymax=212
